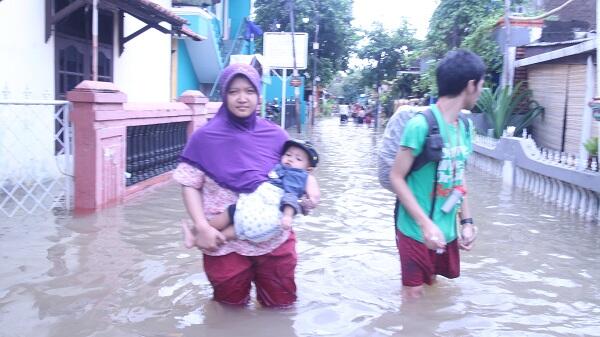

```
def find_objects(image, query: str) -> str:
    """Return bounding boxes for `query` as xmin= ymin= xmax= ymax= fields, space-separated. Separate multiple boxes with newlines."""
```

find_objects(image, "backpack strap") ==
xmin=412 ymin=110 xmax=470 ymax=220
xmin=429 ymin=162 xmax=440 ymax=219
xmin=410 ymin=109 xmax=439 ymax=173
xmin=408 ymin=109 xmax=440 ymax=219
xmin=423 ymin=108 xmax=440 ymax=135
xmin=458 ymin=113 xmax=471 ymax=139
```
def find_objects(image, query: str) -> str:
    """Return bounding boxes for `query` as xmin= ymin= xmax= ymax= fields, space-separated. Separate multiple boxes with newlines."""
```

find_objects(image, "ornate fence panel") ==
xmin=0 ymin=99 xmax=73 ymax=217
xmin=126 ymin=122 xmax=188 ymax=186
xmin=471 ymin=134 xmax=600 ymax=222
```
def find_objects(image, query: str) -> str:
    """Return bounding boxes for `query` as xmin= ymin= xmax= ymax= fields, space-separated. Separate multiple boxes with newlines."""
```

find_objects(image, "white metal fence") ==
xmin=0 ymin=99 xmax=73 ymax=217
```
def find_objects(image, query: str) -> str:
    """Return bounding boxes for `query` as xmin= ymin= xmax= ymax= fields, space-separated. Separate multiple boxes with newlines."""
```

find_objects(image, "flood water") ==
xmin=1 ymin=117 xmax=599 ymax=337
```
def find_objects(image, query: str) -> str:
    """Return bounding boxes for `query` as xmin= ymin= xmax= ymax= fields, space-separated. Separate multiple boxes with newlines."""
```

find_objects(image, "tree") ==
xmin=357 ymin=22 xmax=419 ymax=88
xmin=253 ymin=0 xmax=357 ymax=85
xmin=418 ymin=0 xmax=504 ymax=94
xmin=328 ymin=70 xmax=363 ymax=103
xmin=461 ymin=14 xmax=504 ymax=85
xmin=356 ymin=21 xmax=421 ymax=114
xmin=425 ymin=0 xmax=503 ymax=59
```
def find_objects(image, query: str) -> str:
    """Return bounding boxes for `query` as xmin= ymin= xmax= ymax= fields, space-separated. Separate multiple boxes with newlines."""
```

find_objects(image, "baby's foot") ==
xmin=281 ymin=215 xmax=293 ymax=230
xmin=181 ymin=223 xmax=197 ymax=249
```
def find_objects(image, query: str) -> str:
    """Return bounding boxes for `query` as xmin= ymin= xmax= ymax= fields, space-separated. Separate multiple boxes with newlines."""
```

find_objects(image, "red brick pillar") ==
xmin=178 ymin=90 xmax=209 ymax=136
xmin=67 ymin=81 xmax=127 ymax=210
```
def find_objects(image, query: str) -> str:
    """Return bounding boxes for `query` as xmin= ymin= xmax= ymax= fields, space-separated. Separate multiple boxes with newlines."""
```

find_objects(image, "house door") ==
xmin=53 ymin=0 xmax=114 ymax=99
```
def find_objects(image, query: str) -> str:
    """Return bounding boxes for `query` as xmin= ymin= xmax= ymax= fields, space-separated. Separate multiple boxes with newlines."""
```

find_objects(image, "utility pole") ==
xmin=374 ymin=53 xmax=383 ymax=129
xmin=288 ymin=0 xmax=302 ymax=133
xmin=594 ymin=0 xmax=600 ymax=180
xmin=503 ymin=0 xmax=512 ymax=89
xmin=311 ymin=0 xmax=320 ymax=126
xmin=92 ymin=0 xmax=98 ymax=81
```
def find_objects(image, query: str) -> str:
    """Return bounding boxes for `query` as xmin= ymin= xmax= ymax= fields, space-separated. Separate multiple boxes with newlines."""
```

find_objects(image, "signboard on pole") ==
xmin=263 ymin=32 xmax=308 ymax=70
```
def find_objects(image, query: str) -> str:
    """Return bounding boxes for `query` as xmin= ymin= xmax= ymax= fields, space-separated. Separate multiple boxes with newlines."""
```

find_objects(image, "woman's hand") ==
xmin=193 ymin=224 xmax=226 ymax=252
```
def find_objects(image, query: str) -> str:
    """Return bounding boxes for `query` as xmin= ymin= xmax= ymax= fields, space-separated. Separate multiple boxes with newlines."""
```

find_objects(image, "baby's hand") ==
xmin=299 ymin=196 xmax=317 ymax=215
xmin=281 ymin=214 xmax=293 ymax=230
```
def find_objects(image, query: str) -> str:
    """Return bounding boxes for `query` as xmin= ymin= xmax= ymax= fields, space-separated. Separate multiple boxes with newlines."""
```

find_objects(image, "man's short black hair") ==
xmin=436 ymin=49 xmax=486 ymax=97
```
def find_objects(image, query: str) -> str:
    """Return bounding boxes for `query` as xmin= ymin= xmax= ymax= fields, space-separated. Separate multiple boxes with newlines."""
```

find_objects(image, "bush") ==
xmin=584 ymin=137 xmax=598 ymax=157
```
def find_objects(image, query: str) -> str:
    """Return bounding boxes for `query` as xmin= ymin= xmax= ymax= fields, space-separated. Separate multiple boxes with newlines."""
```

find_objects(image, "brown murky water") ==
xmin=1 ymin=117 xmax=599 ymax=337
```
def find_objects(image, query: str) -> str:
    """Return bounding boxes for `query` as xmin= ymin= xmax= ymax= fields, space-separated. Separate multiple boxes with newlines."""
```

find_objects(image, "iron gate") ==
xmin=0 ymin=99 xmax=73 ymax=217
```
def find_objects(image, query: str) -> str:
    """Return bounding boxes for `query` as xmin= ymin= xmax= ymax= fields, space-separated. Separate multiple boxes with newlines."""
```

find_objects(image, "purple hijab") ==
xmin=181 ymin=63 xmax=288 ymax=193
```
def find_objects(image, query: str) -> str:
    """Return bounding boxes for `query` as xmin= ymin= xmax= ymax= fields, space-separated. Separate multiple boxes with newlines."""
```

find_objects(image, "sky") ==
xmin=352 ymin=0 xmax=439 ymax=39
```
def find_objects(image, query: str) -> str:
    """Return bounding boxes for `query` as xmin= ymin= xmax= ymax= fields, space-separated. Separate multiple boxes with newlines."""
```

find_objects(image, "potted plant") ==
xmin=583 ymin=137 xmax=598 ymax=171
xmin=475 ymin=82 xmax=544 ymax=138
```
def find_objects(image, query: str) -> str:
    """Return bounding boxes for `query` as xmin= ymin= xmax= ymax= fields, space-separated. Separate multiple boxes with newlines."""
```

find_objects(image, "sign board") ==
xmin=263 ymin=32 xmax=308 ymax=70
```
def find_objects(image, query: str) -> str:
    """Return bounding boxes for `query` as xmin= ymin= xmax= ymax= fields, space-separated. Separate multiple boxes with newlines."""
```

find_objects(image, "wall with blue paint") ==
xmin=183 ymin=13 xmax=210 ymax=37
xmin=177 ymin=40 xmax=199 ymax=97
xmin=265 ymin=74 xmax=307 ymax=124
xmin=228 ymin=0 xmax=250 ymax=40
xmin=177 ymin=14 xmax=212 ymax=96
xmin=175 ymin=1 xmax=258 ymax=98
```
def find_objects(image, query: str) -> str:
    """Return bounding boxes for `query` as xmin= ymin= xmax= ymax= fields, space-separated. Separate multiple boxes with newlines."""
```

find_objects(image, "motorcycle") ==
xmin=265 ymin=102 xmax=280 ymax=123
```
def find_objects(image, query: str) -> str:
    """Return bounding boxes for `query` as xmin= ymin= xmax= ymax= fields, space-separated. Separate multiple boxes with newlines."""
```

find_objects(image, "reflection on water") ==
xmin=1 ymin=117 xmax=599 ymax=337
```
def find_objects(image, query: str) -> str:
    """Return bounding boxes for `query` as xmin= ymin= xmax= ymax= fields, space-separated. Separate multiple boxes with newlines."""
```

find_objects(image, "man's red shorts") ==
xmin=203 ymin=232 xmax=297 ymax=307
xmin=395 ymin=229 xmax=460 ymax=287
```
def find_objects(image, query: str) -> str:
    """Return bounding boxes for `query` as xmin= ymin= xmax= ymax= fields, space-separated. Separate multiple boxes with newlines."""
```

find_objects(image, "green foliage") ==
xmin=415 ymin=59 xmax=438 ymax=97
xmin=253 ymin=0 xmax=357 ymax=85
xmin=357 ymin=22 xmax=420 ymax=90
xmin=460 ymin=14 xmax=503 ymax=79
xmin=419 ymin=0 xmax=503 ymax=94
xmin=328 ymin=70 xmax=363 ymax=103
xmin=476 ymin=83 xmax=544 ymax=138
xmin=354 ymin=21 xmax=422 ymax=103
xmin=584 ymin=137 xmax=599 ymax=156
xmin=425 ymin=0 xmax=502 ymax=58
xmin=321 ymin=99 xmax=334 ymax=116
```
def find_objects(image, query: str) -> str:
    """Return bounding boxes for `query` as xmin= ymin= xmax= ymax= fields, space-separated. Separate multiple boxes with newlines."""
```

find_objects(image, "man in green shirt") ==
xmin=390 ymin=49 xmax=484 ymax=298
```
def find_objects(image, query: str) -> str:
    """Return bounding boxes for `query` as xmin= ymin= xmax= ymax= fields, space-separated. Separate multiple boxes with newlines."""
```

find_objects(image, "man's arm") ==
xmin=390 ymin=147 xmax=446 ymax=251
xmin=457 ymin=178 xmax=477 ymax=250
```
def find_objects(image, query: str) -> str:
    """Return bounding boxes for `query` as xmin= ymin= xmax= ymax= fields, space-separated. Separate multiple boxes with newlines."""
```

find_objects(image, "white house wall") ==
xmin=0 ymin=1 xmax=55 ymax=98
xmin=114 ymin=0 xmax=172 ymax=102
xmin=0 ymin=1 xmax=58 ymax=182
xmin=0 ymin=0 xmax=175 ymax=184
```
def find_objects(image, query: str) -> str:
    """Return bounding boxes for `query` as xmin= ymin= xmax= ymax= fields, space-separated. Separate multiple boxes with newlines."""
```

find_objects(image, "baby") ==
xmin=183 ymin=139 xmax=320 ymax=245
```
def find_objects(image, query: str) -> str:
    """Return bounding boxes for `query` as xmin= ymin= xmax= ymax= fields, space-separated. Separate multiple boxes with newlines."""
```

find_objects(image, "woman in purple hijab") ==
xmin=173 ymin=63 xmax=297 ymax=307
